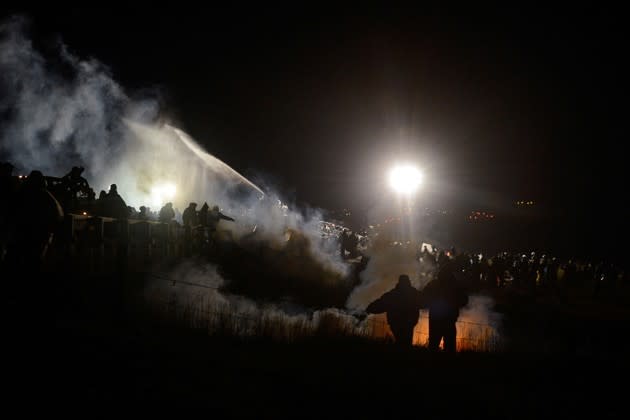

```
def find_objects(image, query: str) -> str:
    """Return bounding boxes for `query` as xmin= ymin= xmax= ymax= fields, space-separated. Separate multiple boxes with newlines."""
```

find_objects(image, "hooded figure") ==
xmin=421 ymin=260 xmax=469 ymax=352
xmin=198 ymin=202 xmax=209 ymax=227
xmin=101 ymin=184 xmax=128 ymax=219
xmin=366 ymin=274 xmax=424 ymax=347
xmin=159 ymin=202 xmax=175 ymax=223
xmin=4 ymin=170 xmax=64 ymax=273
xmin=182 ymin=202 xmax=198 ymax=227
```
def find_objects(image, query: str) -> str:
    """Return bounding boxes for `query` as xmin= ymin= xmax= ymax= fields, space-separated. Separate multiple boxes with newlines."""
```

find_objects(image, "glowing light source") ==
xmin=388 ymin=164 xmax=423 ymax=195
xmin=150 ymin=182 xmax=176 ymax=207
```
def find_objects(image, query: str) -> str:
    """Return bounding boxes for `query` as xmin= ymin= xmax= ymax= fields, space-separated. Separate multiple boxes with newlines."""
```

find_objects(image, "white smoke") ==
xmin=345 ymin=209 xmax=503 ymax=350
xmin=1 ymin=15 xmax=502 ymax=350
xmin=0 ymin=16 xmax=157 ymax=179
xmin=145 ymin=261 xmax=368 ymax=341
xmin=0 ymin=15 xmax=349 ymax=277
xmin=345 ymin=234 xmax=434 ymax=310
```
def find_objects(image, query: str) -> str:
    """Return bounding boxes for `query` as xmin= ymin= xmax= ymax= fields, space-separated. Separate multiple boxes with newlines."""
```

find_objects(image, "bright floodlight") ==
xmin=388 ymin=164 xmax=423 ymax=195
xmin=151 ymin=182 xmax=176 ymax=207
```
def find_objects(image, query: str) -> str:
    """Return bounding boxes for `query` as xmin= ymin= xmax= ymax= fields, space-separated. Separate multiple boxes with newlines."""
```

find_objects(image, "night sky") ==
xmin=1 ymin=6 xmax=627 ymax=252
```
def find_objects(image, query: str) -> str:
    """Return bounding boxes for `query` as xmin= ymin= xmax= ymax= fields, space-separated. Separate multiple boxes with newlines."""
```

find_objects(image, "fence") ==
xmin=143 ymin=271 xmax=504 ymax=352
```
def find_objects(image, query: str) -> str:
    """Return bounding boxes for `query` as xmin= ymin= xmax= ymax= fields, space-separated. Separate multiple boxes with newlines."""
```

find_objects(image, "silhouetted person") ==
xmin=347 ymin=231 xmax=359 ymax=258
xmin=0 ymin=162 xmax=17 ymax=262
xmin=419 ymin=245 xmax=436 ymax=278
xmin=495 ymin=253 xmax=507 ymax=288
xmin=421 ymin=260 xmax=469 ymax=352
xmin=182 ymin=202 xmax=199 ymax=254
xmin=437 ymin=249 xmax=450 ymax=268
xmin=340 ymin=230 xmax=349 ymax=259
xmin=92 ymin=190 xmax=108 ymax=216
xmin=159 ymin=202 xmax=175 ymax=223
xmin=206 ymin=205 xmax=235 ymax=244
xmin=60 ymin=166 xmax=90 ymax=201
xmin=101 ymin=184 xmax=128 ymax=219
xmin=366 ymin=274 xmax=424 ymax=347
xmin=61 ymin=165 xmax=89 ymax=189
xmin=198 ymin=202 xmax=209 ymax=227
xmin=127 ymin=206 xmax=138 ymax=218
xmin=207 ymin=205 xmax=234 ymax=231
xmin=0 ymin=161 xmax=16 ymax=196
xmin=339 ymin=230 xmax=347 ymax=258
xmin=137 ymin=206 xmax=149 ymax=220
xmin=4 ymin=170 xmax=64 ymax=277
xmin=486 ymin=256 xmax=501 ymax=288
xmin=85 ymin=187 xmax=96 ymax=214
xmin=419 ymin=245 xmax=432 ymax=262
xmin=182 ymin=202 xmax=198 ymax=227
xmin=469 ymin=254 xmax=483 ymax=290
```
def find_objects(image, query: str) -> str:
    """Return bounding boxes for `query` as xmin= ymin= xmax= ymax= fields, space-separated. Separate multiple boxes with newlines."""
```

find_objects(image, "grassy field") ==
xmin=10 ymin=312 xmax=625 ymax=418
xmin=4 ymin=250 xmax=630 ymax=417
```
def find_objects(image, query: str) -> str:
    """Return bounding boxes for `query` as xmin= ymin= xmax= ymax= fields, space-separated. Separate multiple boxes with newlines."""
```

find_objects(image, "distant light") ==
xmin=151 ymin=182 xmax=177 ymax=207
xmin=388 ymin=164 xmax=423 ymax=195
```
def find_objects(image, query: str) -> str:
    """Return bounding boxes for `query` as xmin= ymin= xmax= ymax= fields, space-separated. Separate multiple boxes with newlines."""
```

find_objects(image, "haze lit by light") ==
xmin=151 ymin=182 xmax=176 ymax=207
xmin=388 ymin=164 xmax=423 ymax=195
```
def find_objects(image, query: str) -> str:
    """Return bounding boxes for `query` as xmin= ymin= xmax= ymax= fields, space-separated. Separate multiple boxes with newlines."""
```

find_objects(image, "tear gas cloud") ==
xmin=346 ymin=209 xmax=503 ymax=349
xmin=0 ymin=16 xmax=502 ymax=349
xmin=145 ymin=261 xmax=369 ymax=341
xmin=0 ymin=16 xmax=258 ymax=211
xmin=0 ymin=15 xmax=347 ymax=276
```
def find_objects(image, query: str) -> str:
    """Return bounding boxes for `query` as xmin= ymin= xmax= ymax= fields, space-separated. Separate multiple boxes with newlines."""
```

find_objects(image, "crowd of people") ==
xmin=3 ymin=162 xmax=626 ymax=286
xmin=414 ymin=245 xmax=626 ymax=302
xmin=2 ymin=161 xmax=628 ymax=354
xmin=366 ymin=243 xmax=627 ymax=350
xmin=0 ymin=163 xmax=236 ymax=268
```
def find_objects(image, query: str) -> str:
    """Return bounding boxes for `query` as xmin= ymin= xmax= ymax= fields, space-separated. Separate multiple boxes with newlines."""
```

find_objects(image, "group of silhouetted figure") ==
xmin=366 ymin=251 xmax=469 ymax=352
xmin=0 ymin=162 xmax=237 ymax=271
xmin=415 ymin=245 xmax=626 ymax=301
xmin=179 ymin=201 xmax=235 ymax=255
xmin=364 ymin=243 xmax=627 ymax=351
xmin=2 ymin=161 xmax=628 ymax=354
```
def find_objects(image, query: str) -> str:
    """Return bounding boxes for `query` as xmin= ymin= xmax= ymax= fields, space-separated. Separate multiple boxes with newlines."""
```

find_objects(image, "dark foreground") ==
xmin=5 ymin=310 xmax=628 ymax=419
xmin=3 ymin=260 xmax=630 ymax=418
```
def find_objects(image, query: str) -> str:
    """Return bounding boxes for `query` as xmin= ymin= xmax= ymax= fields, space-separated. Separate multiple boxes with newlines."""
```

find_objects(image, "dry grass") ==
xmin=141 ymin=288 xmax=502 ymax=352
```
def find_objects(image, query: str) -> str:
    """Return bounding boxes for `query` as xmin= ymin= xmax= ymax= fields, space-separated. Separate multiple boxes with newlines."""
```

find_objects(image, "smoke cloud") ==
xmin=144 ymin=261 xmax=369 ymax=341
xmin=0 ymin=15 xmax=348 ymax=278
xmin=345 ymin=216 xmax=503 ymax=350
xmin=1 ymin=15 xmax=501 ymax=350
xmin=0 ymin=16 xmax=157 ymax=180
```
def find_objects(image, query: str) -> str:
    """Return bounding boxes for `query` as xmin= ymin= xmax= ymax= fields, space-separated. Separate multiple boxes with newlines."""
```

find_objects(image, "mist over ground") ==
xmin=1 ymin=14 xmax=502 ymax=348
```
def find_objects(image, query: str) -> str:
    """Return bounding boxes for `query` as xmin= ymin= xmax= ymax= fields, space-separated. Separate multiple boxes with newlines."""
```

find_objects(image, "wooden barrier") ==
xmin=49 ymin=214 xmax=208 ymax=272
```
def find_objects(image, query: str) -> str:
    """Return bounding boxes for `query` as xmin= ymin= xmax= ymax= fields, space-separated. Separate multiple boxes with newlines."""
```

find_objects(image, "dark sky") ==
xmin=2 ymin=6 xmax=628 ymax=239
